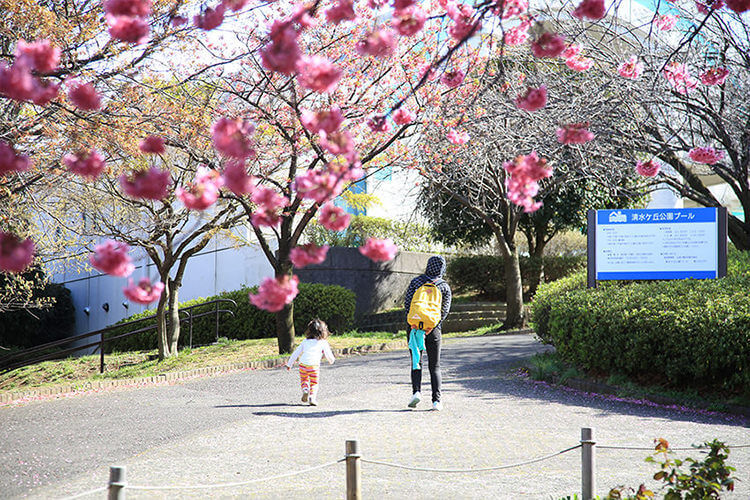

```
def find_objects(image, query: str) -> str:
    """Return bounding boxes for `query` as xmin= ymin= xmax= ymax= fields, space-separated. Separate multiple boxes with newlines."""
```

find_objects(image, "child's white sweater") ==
xmin=286 ymin=339 xmax=335 ymax=368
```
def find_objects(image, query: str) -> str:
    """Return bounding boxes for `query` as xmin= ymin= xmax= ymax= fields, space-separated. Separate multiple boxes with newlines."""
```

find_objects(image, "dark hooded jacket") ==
xmin=404 ymin=256 xmax=452 ymax=335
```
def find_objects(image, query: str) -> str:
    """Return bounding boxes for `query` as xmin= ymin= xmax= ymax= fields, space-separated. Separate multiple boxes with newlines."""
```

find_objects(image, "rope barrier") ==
xmin=125 ymin=458 xmax=344 ymax=491
xmin=59 ymin=486 xmax=107 ymax=500
xmin=360 ymin=444 xmax=582 ymax=473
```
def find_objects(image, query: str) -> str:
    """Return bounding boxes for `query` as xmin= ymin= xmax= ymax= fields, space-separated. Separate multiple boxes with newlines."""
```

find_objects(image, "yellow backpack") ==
xmin=407 ymin=282 xmax=443 ymax=330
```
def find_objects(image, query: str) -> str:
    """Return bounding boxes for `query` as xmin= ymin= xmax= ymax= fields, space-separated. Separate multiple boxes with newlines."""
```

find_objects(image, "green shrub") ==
xmin=105 ymin=282 xmax=355 ymax=352
xmin=0 ymin=278 xmax=75 ymax=349
xmin=446 ymin=254 xmax=586 ymax=300
xmin=530 ymin=250 xmax=750 ymax=395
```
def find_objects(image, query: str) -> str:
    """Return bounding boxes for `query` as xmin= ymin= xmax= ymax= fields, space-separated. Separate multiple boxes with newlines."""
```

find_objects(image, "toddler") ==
xmin=285 ymin=318 xmax=335 ymax=406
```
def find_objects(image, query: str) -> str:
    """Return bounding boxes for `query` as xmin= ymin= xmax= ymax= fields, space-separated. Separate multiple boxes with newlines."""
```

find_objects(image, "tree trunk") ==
xmin=166 ymin=279 xmax=180 ymax=355
xmin=155 ymin=291 xmax=169 ymax=361
xmin=274 ymin=257 xmax=295 ymax=354
xmin=526 ymin=241 xmax=547 ymax=299
xmin=503 ymin=248 xmax=525 ymax=329
xmin=728 ymin=216 xmax=750 ymax=251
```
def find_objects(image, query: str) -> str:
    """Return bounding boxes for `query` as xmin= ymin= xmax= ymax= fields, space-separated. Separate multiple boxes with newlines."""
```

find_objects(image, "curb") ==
xmin=560 ymin=377 xmax=750 ymax=419
xmin=0 ymin=340 xmax=408 ymax=407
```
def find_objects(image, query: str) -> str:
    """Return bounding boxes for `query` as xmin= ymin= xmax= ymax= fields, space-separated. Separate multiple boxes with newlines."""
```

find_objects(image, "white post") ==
xmin=581 ymin=428 xmax=596 ymax=500
xmin=108 ymin=465 xmax=126 ymax=500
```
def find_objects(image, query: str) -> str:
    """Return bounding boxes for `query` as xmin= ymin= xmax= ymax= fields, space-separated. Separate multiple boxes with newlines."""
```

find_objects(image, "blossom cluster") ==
xmin=503 ymin=152 xmax=552 ymax=212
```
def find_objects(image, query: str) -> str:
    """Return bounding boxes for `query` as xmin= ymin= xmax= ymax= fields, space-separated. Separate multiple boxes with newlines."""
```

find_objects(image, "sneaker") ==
xmin=309 ymin=397 xmax=318 ymax=406
xmin=301 ymin=391 xmax=308 ymax=403
xmin=432 ymin=401 xmax=443 ymax=411
xmin=408 ymin=392 xmax=421 ymax=408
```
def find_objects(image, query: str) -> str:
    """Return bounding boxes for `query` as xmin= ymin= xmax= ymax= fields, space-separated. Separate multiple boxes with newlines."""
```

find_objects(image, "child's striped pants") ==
xmin=299 ymin=363 xmax=320 ymax=395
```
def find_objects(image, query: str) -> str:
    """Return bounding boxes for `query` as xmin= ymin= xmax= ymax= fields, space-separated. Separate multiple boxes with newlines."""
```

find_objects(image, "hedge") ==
xmin=0 ymin=282 xmax=76 ymax=349
xmin=530 ymin=250 xmax=750 ymax=394
xmin=105 ymin=282 xmax=356 ymax=353
xmin=446 ymin=254 xmax=586 ymax=300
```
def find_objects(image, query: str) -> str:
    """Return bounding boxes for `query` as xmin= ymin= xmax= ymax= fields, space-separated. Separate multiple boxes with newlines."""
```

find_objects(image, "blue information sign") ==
xmin=588 ymin=208 xmax=727 ymax=284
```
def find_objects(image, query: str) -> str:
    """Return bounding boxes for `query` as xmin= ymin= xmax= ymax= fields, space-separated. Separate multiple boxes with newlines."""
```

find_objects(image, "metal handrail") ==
xmin=0 ymin=298 xmax=237 ymax=374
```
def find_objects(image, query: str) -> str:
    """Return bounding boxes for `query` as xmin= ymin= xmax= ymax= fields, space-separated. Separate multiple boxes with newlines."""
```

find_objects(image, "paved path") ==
xmin=2 ymin=334 xmax=748 ymax=499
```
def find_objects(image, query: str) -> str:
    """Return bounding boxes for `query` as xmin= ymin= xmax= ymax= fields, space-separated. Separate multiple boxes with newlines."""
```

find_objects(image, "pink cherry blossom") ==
xmin=0 ymin=62 xmax=59 ymax=104
xmin=700 ymin=67 xmax=729 ymax=86
xmin=688 ymin=147 xmax=724 ymax=165
xmin=446 ymin=3 xmax=481 ymax=40
xmin=221 ymin=160 xmax=257 ymax=196
xmin=556 ymin=123 xmax=595 ymax=145
xmin=368 ymin=0 xmax=388 ymax=8
xmin=300 ymin=107 xmax=344 ymax=135
xmin=63 ymin=150 xmax=106 ymax=180
xmin=261 ymin=21 xmax=301 ymax=75
xmin=504 ymin=22 xmax=530 ymax=46
xmin=318 ymin=203 xmax=351 ymax=231
xmin=393 ymin=0 xmax=416 ymax=9
xmin=635 ymin=159 xmax=660 ymax=177
xmin=104 ymin=0 xmax=152 ymax=16
xmin=663 ymin=62 xmax=698 ymax=94
xmin=562 ymin=43 xmax=583 ymax=59
xmin=393 ymin=108 xmax=416 ymax=125
xmin=356 ymin=29 xmax=398 ymax=58
xmin=175 ymin=167 xmax=224 ymax=210
xmin=250 ymin=186 xmax=288 ymax=227
xmin=120 ymin=167 xmax=172 ymax=201
xmin=494 ymin=0 xmax=528 ymax=18
xmin=194 ymin=4 xmax=226 ymax=30
xmin=565 ymin=55 xmax=593 ymax=72
xmin=28 ymin=79 xmax=59 ymax=105
xmin=359 ymin=238 xmax=398 ymax=262
xmin=503 ymin=151 xmax=552 ymax=213
xmin=441 ymin=69 xmax=465 ymax=88
xmin=0 ymin=232 xmax=35 ymax=273
xmin=171 ymin=15 xmax=187 ymax=26
xmin=293 ymin=168 xmax=344 ymax=203
xmin=248 ymin=275 xmax=299 ymax=312
xmin=725 ymin=0 xmax=750 ymax=12
xmin=319 ymin=130 xmax=356 ymax=159
xmin=515 ymin=85 xmax=547 ymax=112
xmin=89 ymin=240 xmax=134 ymax=277
xmin=531 ymin=33 xmax=566 ymax=58
xmin=447 ymin=128 xmax=470 ymax=145
xmin=107 ymin=15 xmax=150 ymax=44
xmin=654 ymin=14 xmax=677 ymax=31
xmin=367 ymin=115 xmax=392 ymax=133
xmin=211 ymin=117 xmax=255 ymax=159
xmin=15 ymin=39 xmax=60 ymax=74
xmin=392 ymin=7 xmax=427 ymax=36
xmin=290 ymin=243 xmax=329 ymax=268
xmin=0 ymin=141 xmax=31 ymax=176
xmin=572 ymin=0 xmax=606 ymax=20
xmin=297 ymin=56 xmax=342 ymax=93
xmin=123 ymin=277 xmax=165 ymax=305
xmin=325 ymin=0 xmax=356 ymax=24
xmin=617 ymin=56 xmax=644 ymax=79
xmin=139 ymin=135 xmax=166 ymax=154
xmin=222 ymin=0 xmax=251 ymax=11
xmin=67 ymin=80 xmax=101 ymax=111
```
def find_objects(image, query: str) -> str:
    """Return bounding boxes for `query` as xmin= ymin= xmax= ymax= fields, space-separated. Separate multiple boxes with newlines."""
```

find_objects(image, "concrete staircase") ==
xmin=357 ymin=302 xmax=507 ymax=333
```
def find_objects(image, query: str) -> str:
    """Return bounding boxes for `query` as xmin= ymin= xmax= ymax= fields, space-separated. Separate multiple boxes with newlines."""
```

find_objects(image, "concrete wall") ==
xmin=295 ymin=247 xmax=436 ymax=317
xmin=49 ymin=240 xmax=275 ymax=337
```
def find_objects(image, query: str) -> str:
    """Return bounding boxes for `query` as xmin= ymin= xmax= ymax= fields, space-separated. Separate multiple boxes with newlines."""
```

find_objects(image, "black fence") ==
xmin=0 ymin=299 xmax=236 ymax=374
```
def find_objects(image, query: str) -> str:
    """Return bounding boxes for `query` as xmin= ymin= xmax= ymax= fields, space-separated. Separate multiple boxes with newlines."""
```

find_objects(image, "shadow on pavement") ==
xmin=252 ymin=408 xmax=413 ymax=418
xmin=443 ymin=337 xmax=750 ymax=428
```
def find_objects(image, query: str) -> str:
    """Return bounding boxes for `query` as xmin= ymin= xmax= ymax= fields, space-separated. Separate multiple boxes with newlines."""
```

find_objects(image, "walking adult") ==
xmin=404 ymin=255 xmax=452 ymax=411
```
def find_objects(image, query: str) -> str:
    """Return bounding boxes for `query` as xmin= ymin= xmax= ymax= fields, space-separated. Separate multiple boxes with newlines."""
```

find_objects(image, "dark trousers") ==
xmin=407 ymin=329 xmax=442 ymax=402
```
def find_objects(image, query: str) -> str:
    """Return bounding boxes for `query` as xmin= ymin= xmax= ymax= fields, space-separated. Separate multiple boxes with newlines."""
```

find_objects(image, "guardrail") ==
xmin=0 ymin=299 xmax=236 ymax=374
xmin=57 ymin=428 xmax=750 ymax=500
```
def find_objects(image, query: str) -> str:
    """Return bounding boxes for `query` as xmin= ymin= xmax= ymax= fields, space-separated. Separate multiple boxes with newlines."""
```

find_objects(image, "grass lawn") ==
xmin=0 ymin=324 xmax=507 ymax=394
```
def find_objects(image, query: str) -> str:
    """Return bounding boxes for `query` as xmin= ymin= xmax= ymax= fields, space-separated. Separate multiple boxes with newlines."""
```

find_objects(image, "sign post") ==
xmin=587 ymin=207 xmax=727 ymax=287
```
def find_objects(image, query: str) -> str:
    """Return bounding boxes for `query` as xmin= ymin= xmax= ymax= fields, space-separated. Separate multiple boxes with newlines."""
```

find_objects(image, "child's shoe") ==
xmin=408 ymin=392 xmax=421 ymax=408
xmin=309 ymin=396 xmax=318 ymax=406
xmin=432 ymin=401 xmax=443 ymax=411
xmin=301 ymin=390 xmax=309 ymax=403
